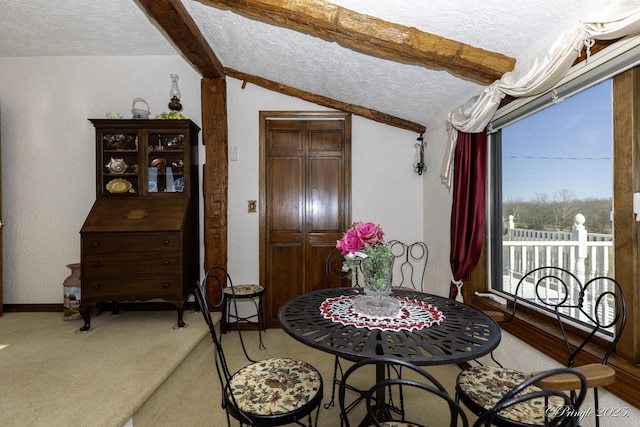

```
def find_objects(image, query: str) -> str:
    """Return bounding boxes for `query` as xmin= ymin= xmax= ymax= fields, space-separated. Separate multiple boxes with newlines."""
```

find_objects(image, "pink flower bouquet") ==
xmin=336 ymin=222 xmax=391 ymax=284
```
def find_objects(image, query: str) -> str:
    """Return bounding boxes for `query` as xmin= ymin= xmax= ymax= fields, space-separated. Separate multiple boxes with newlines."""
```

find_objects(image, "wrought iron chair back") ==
xmin=326 ymin=248 xmax=357 ymax=287
xmin=194 ymin=274 xmax=244 ymax=425
xmin=505 ymin=266 xmax=627 ymax=368
xmin=388 ymin=240 xmax=429 ymax=291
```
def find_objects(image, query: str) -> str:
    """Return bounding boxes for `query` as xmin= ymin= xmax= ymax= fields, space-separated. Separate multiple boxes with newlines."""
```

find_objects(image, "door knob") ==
xmin=0 ymin=220 xmax=4 ymax=229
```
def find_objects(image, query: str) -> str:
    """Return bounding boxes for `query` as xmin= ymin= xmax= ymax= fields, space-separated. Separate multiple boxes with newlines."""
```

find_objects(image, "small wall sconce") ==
xmin=413 ymin=134 xmax=426 ymax=175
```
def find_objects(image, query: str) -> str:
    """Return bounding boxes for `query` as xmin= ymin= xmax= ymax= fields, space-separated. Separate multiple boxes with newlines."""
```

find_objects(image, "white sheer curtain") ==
xmin=440 ymin=0 xmax=640 ymax=188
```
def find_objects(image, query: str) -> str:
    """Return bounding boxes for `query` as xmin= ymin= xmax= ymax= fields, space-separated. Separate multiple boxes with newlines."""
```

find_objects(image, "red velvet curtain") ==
xmin=449 ymin=131 xmax=487 ymax=300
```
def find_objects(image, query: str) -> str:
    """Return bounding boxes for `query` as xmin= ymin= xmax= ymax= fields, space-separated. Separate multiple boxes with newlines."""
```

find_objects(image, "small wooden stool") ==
xmin=222 ymin=284 xmax=266 ymax=350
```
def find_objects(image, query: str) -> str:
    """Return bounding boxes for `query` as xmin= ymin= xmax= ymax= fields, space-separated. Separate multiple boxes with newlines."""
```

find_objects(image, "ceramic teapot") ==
xmin=131 ymin=98 xmax=150 ymax=119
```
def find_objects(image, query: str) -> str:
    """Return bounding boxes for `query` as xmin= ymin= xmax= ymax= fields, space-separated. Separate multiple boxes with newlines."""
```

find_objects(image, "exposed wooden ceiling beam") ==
xmin=200 ymin=0 xmax=515 ymax=84
xmin=135 ymin=0 xmax=224 ymax=78
xmin=225 ymin=68 xmax=426 ymax=134
xmin=135 ymin=0 xmax=424 ymax=132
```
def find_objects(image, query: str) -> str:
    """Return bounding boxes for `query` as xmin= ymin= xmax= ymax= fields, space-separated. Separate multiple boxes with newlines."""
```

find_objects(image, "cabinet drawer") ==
xmin=82 ymin=232 xmax=180 ymax=253
xmin=82 ymin=276 xmax=181 ymax=300
xmin=83 ymin=253 xmax=180 ymax=276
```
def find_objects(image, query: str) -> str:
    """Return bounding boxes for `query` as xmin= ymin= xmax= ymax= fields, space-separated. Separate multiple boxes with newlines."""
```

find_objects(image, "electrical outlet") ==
xmin=248 ymin=200 xmax=257 ymax=213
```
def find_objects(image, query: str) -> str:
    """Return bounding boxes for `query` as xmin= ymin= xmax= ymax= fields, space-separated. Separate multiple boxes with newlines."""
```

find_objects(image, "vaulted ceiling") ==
xmin=1 ymin=0 xmax=606 ymax=134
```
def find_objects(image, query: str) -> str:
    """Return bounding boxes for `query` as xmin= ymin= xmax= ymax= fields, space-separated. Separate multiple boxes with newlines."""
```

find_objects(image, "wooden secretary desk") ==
xmin=79 ymin=119 xmax=200 ymax=331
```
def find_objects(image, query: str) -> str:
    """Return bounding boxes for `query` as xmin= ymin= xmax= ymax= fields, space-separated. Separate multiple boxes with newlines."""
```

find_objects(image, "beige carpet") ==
xmin=1 ymin=310 xmax=470 ymax=426
xmin=0 ymin=309 xmax=212 ymax=427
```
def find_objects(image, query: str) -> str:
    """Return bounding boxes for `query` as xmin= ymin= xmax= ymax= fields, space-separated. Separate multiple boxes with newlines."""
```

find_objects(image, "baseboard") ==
xmin=2 ymin=303 xmax=62 ymax=312
xmin=2 ymin=301 xmax=197 ymax=313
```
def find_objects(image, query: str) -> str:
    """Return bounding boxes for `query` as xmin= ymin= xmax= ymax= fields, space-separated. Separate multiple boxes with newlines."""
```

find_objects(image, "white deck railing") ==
xmin=503 ymin=213 xmax=613 ymax=286
xmin=501 ymin=214 xmax=616 ymax=330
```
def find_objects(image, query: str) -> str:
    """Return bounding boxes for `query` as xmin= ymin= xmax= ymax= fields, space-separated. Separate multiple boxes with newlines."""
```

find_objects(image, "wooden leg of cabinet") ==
xmin=175 ymin=300 xmax=185 ymax=328
xmin=79 ymin=305 xmax=92 ymax=332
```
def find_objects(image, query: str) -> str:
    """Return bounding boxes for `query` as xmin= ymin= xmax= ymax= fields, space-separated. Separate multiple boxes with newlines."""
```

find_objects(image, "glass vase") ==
xmin=362 ymin=255 xmax=394 ymax=297
xmin=354 ymin=255 xmax=399 ymax=317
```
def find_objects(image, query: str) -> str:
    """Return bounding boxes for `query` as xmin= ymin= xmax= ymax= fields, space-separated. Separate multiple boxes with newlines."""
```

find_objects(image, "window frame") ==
xmin=465 ymin=55 xmax=640 ymax=408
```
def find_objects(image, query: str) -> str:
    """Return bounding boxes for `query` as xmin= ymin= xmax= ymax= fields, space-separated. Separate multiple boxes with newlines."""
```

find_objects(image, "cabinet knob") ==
xmin=93 ymin=241 xmax=100 ymax=247
xmin=162 ymin=260 xmax=170 ymax=265
xmin=92 ymin=261 xmax=100 ymax=268
xmin=163 ymin=282 xmax=170 ymax=288
xmin=93 ymin=284 xmax=101 ymax=290
xmin=163 ymin=239 xmax=170 ymax=245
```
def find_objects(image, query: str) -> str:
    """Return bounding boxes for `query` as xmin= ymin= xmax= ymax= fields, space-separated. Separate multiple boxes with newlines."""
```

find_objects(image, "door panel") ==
xmin=309 ymin=158 xmax=341 ymax=231
xmin=268 ymin=243 xmax=304 ymax=315
xmin=269 ymin=157 xmax=303 ymax=232
xmin=262 ymin=113 xmax=351 ymax=327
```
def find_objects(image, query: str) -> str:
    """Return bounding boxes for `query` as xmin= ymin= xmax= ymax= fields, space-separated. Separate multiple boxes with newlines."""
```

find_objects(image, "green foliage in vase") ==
xmin=336 ymin=221 xmax=392 ymax=291
xmin=360 ymin=243 xmax=393 ymax=291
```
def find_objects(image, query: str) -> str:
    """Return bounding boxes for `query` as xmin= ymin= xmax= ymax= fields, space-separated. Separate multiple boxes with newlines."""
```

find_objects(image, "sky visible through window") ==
xmin=502 ymin=79 xmax=612 ymax=202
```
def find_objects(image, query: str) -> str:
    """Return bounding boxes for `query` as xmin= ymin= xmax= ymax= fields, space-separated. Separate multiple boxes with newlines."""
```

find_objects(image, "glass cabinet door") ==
xmin=146 ymin=131 xmax=187 ymax=195
xmin=100 ymin=131 xmax=139 ymax=195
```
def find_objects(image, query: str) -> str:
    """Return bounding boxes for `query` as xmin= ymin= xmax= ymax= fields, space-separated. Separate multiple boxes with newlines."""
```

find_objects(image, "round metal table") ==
xmin=278 ymin=287 xmax=501 ymax=366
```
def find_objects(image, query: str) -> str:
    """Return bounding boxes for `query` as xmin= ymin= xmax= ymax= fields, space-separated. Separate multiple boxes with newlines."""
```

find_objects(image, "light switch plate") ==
xmin=248 ymin=200 xmax=257 ymax=213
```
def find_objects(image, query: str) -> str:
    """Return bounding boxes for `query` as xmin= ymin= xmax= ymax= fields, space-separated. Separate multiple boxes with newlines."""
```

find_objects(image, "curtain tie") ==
xmin=575 ymin=25 xmax=595 ymax=62
xmin=452 ymin=277 xmax=465 ymax=303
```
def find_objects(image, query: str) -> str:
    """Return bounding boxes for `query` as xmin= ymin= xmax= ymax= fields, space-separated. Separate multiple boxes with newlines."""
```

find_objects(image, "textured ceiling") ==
xmin=0 ymin=0 xmax=605 ymax=131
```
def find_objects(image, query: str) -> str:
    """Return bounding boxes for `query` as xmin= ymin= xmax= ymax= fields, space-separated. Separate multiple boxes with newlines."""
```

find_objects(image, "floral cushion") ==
xmin=227 ymin=357 xmax=322 ymax=415
xmin=224 ymin=284 xmax=264 ymax=297
xmin=457 ymin=366 xmax=565 ymax=425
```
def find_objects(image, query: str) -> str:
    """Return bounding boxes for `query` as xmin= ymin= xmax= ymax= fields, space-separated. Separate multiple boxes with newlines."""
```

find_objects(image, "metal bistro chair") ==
xmin=205 ymin=265 xmax=264 ymax=359
xmin=221 ymin=280 xmax=266 ymax=351
xmin=456 ymin=266 xmax=627 ymax=427
xmin=339 ymin=357 xmax=470 ymax=427
xmin=194 ymin=266 xmax=323 ymax=427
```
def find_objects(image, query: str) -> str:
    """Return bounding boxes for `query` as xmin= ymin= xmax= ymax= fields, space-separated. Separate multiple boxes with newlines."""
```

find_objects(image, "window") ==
xmin=490 ymin=80 xmax=615 ymax=331
xmin=473 ymin=57 xmax=640 ymax=407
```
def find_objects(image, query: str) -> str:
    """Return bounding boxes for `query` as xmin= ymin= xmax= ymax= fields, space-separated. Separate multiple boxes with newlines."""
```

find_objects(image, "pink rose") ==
xmin=355 ymin=222 xmax=383 ymax=244
xmin=336 ymin=238 xmax=347 ymax=255
xmin=337 ymin=228 xmax=364 ymax=255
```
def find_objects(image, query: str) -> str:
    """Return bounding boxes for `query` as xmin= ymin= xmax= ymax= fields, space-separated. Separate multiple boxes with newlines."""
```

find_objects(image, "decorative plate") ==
xmin=105 ymin=157 xmax=128 ymax=174
xmin=104 ymin=133 xmax=133 ymax=149
xmin=173 ymin=177 xmax=184 ymax=192
xmin=106 ymin=178 xmax=133 ymax=194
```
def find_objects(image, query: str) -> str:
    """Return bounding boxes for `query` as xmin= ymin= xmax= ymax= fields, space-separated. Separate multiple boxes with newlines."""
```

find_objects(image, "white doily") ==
xmin=319 ymin=295 xmax=445 ymax=332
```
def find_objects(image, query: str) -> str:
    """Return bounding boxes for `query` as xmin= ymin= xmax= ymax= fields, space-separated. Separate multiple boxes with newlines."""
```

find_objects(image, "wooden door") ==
xmin=260 ymin=112 xmax=351 ymax=328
